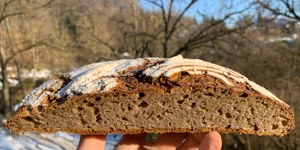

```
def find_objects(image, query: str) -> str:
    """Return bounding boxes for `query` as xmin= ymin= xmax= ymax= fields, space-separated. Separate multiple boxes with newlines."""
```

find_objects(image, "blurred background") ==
xmin=0 ymin=0 xmax=299 ymax=149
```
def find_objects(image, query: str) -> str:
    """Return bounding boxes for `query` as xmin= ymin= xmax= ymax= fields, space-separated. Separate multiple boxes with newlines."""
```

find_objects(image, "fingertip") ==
xmin=115 ymin=134 xmax=149 ymax=150
xmin=146 ymin=133 xmax=187 ymax=149
xmin=77 ymin=135 xmax=106 ymax=150
xmin=199 ymin=132 xmax=222 ymax=150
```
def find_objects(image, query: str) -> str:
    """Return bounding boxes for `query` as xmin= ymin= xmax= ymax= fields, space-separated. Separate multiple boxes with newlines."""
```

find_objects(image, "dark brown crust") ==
xmin=6 ymin=59 xmax=295 ymax=137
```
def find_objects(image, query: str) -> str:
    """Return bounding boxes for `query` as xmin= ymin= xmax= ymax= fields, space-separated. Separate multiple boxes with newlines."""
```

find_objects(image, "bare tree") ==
xmin=146 ymin=0 xmax=198 ymax=57
xmin=257 ymin=0 xmax=300 ymax=21
xmin=145 ymin=0 xmax=251 ymax=58
xmin=0 ymin=0 xmax=54 ymax=117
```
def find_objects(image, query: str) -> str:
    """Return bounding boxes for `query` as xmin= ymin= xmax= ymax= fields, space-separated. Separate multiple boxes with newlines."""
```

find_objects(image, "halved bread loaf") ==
xmin=6 ymin=55 xmax=294 ymax=137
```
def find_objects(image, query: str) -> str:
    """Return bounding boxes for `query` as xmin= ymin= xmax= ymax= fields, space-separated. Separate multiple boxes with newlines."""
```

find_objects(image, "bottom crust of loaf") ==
xmin=6 ymin=87 xmax=294 ymax=137
xmin=13 ymin=126 xmax=284 ymax=137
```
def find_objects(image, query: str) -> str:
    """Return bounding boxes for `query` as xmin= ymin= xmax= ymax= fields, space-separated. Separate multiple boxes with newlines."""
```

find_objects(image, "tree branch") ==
xmin=0 ymin=0 xmax=55 ymax=24
xmin=166 ymin=0 xmax=174 ymax=29
xmin=146 ymin=0 xmax=167 ymax=25
xmin=167 ymin=0 xmax=198 ymax=39
xmin=258 ymin=0 xmax=300 ymax=21
xmin=4 ymin=41 xmax=46 ymax=65
xmin=0 ymin=0 xmax=16 ymax=21
xmin=172 ymin=6 xmax=250 ymax=56
xmin=0 ymin=12 xmax=24 ymax=23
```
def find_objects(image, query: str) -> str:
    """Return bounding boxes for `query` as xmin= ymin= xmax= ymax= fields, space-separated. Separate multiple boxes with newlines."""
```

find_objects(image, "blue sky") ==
xmin=139 ymin=0 xmax=257 ymax=26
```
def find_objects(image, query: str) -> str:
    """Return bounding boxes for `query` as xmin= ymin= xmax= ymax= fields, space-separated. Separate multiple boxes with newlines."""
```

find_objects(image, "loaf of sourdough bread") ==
xmin=6 ymin=55 xmax=294 ymax=137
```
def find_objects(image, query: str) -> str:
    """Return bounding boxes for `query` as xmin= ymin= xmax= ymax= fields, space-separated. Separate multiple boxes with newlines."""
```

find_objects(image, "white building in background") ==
xmin=266 ymin=33 xmax=298 ymax=44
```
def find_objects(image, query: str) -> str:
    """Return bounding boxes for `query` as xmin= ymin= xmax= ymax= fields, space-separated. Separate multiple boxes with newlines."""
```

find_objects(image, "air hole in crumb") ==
xmin=157 ymin=115 xmax=162 ymax=120
xmin=24 ymin=117 xmax=35 ymax=123
xmin=81 ymin=118 xmax=87 ymax=125
xmin=78 ymin=107 xmax=84 ymax=111
xmin=282 ymin=120 xmax=288 ymax=126
xmin=254 ymin=124 xmax=259 ymax=131
xmin=191 ymin=102 xmax=196 ymax=108
xmin=261 ymin=102 xmax=269 ymax=108
xmin=226 ymin=125 xmax=231 ymax=129
xmin=87 ymin=103 xmax=94 ymax=107
xmin=139 ymin=93 xmax=145 ymax=99
xmin=95 ymin=97 xmax=101 ymax=101
xmin=27 ymin=107 xmax=33 ymax=112
xmin=38 ymin=106 xmax=43 ymax=112
xmin=83 ymin=100 xmax=88 ymax=103
xmin=184 ymin=95 xmax=189 ymax=98
xmin=203 ymin=122 xmax=207 ymax=125
xmin=128 ymin=105 xmax=132 ymax=111
xmin=272 ymin=124 xmax=279 ymax=130
xmin=94 ymin=108 xmax=99 ymax=115
xmin=181 ymin=72 xmax=189 ymax=75
xmin=250 ymin=107 xmax=255 ymax=114
xmin=247 ymin=118 xmax=251 ymax=122
xmin=96 ymin=115 xmax=102 ymax=122
xmin=225 ymin=113 xmax=232 ymax=118
xmin=122 ymin=117 xmax=129 ymax=121
xmin=221 ymin=90 xmax=226 ymax=94
xmin=240 ymin=93 xmax=248 ymax=97
xmin=205 ymin=92 xmax=214 ymax=97
xmin=218 ymin=109 xmax=223 ymax=115
xmin=139 ymin=101 xmax=148 ymax=108
xmin=177 ymin=99 xmax=185 ymax=104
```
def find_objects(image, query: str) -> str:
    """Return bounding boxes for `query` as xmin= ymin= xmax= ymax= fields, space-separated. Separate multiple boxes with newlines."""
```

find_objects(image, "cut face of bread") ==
xmin=6 ymin=55 xmax=294 ymax=137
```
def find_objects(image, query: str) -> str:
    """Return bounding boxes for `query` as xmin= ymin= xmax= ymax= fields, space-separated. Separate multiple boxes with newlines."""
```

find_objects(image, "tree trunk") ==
xmin=1 ymin=63 xmax=11 ymax=118
xmin=163 ymin=41 xmax=168 ymax=58
xmin=14 ymin=58 xmax=25 ymax=98
xmin=0 ymin=46 xmax=11 ymax=117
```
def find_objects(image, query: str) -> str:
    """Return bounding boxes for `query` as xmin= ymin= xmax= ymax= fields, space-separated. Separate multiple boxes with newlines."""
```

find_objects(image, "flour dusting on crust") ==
xmin=56 ymin=59 xmax=147 ymax=98
xmin=143 ymin=55 xmax=283 ymax=103
xmin=17 ymin=55 xmax=284 ymax=108
xmin=18 ymin=79 xmax=63 ymax=107
xmin=143 ymin=55 xmax=248 ymax=83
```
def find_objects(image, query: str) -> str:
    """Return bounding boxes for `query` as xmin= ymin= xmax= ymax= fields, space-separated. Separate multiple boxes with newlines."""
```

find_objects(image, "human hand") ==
xmin=77 ymin=132 xmax=222 ymax=150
